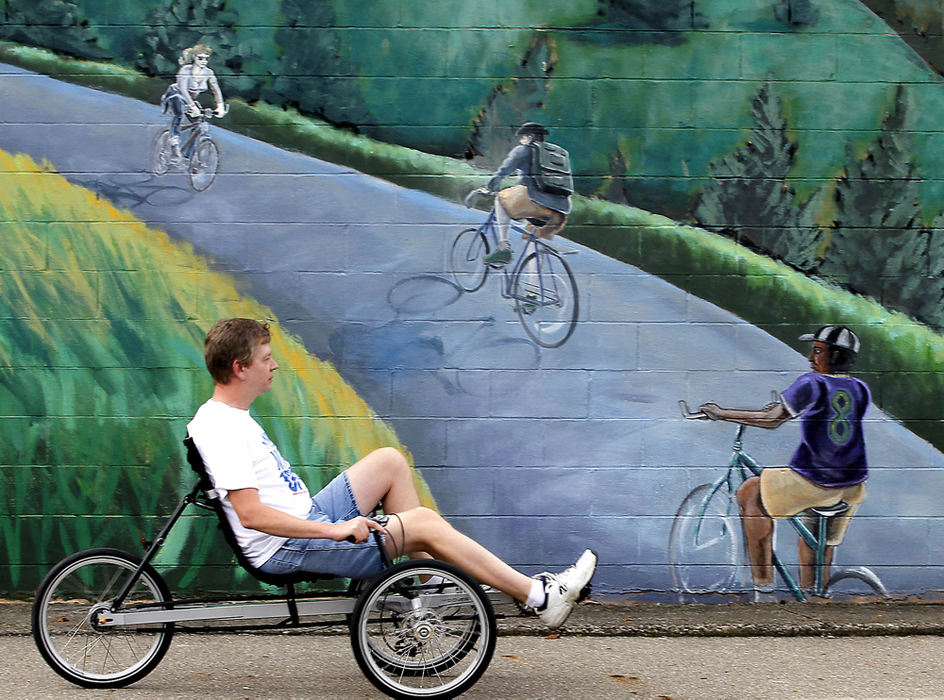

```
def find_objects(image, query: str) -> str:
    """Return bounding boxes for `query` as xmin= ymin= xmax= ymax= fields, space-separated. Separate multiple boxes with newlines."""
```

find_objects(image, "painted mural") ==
xmin=3 ymin=0 xmax=944 ymax=606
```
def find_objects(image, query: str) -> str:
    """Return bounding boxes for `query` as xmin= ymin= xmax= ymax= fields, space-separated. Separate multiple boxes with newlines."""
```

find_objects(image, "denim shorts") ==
xmin=258 ymin=472 xmax=386 ymax=580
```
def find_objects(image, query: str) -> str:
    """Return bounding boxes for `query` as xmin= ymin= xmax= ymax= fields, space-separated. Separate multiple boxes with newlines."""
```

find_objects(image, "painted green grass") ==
xmin=565 ymin=200 xmax=944 ymax=444
xmin=0 ymin=149 xmax=434 ymax=596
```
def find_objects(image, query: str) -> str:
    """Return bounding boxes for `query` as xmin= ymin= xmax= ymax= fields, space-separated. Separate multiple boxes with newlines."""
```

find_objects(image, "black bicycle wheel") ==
xmin=449 ymin=227 xmax=490 ymax=293
xmin=511 ymin=249 xmax=578 ymax=348
xmin=32 ymin=548 xmax=174 ymax=688
xmin=351 ymin=560 xmax=495 ymax=699
xmin=187 ymin=138 xmax=220 ymax=192
xmin=149 ymin=129 xmax=172 ymax=176
xmin=669 ymin=484 xmax=742 ymax=595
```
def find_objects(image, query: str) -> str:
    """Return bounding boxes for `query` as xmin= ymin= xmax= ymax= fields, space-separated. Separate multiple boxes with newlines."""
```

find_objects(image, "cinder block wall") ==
xmin=2 ymin=0 xmax=943 ymax=598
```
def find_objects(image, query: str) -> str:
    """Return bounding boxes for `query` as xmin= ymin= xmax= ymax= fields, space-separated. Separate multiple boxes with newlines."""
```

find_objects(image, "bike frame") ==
xmin=690 ymin=418 xmax=886 ymax=602
xmin=95 ymin=481 xmax=513 ymax=631
xmin=698 ymin=424 xmax=828 ymax=601
xmin=476 ymin=208 xmax=568 ymax=309
xmin=178 ymin=113 xmax=211 ymax=159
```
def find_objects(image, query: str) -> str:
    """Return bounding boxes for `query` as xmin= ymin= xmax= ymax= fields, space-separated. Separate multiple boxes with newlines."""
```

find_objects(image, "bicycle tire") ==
xmin=449 ymin=227 xmax=490 ymax=293
xmin=350 ymin=559 xmax=495 ymax=699
xmin=511 ymin=249 xmax=578 ymax=348
xmin=187 ymin=138 xmax=220 ymax=192
xmin=825 ymin=566 xmax=888 ymax=598
xmin=149 ymin=128 xmax=172 ymax=176
xmin=32 ymin=548 xmax=174 ymax=688
xmin=669 ymin=483 xmax=742 ymax=595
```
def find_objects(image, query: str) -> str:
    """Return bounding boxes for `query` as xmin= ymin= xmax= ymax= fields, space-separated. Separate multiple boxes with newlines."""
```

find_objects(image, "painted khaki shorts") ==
xmin=760 ymin=467 xmax=866 ymax=546
xmin=497 ymin=185 xmax=567 ymax=239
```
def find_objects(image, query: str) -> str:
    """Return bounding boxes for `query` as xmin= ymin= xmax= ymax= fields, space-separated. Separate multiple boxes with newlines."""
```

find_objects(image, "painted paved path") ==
xmin=2 ymin=63 xmax=943 ymax=597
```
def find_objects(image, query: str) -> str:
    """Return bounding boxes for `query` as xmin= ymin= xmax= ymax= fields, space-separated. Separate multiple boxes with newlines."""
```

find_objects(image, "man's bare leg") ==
xmin=345 ymin=449 xmax=532 ymax=599
xmin=383 ymin=506 xmax=534 ymax=602
xmin=346 ymin=447 xmax=595 ymax=609
xmin=345 ymin=447 xmax=433 ymax=560
xmin=345 ymin=447 xmax=421 ymax=515
xmin=798 ymin=539 xmax=834 ymax=590
xmin=736 ymin=476 xmax=775 ymax=586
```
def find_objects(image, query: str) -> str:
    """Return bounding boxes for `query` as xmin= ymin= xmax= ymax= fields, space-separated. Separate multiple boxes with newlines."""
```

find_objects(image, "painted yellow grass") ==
xmin=0 ymin=148 xmax=435 ymax=507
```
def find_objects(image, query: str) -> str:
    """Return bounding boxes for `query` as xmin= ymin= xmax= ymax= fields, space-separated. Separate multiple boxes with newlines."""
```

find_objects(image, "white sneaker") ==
xmin=534 ymin=549 xmax=598 ymax=629
xmin=752 ymin=585 xmax=778 ymax=603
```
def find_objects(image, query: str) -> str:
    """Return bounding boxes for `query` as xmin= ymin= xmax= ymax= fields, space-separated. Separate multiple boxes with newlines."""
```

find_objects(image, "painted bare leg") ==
xmin=737 ymin=477 xmax=774 ymax=587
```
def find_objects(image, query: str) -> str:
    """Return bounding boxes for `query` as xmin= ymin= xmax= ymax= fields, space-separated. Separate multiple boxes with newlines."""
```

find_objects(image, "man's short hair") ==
xmin=829 ymin=346 xmax=857 ymax=372
xmin=204 ymin=318 xmax=270 ymax=384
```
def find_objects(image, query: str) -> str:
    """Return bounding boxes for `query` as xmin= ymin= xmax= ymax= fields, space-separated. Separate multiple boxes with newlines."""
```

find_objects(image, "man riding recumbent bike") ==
xmin=32 ymin=318 xmax=597 ymax=699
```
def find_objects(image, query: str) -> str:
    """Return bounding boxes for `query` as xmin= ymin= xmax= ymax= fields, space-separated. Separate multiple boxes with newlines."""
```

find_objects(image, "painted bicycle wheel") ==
xmin=511 ymin=249 xmax=578 ymax=348
xmin=187 ymin=138 xmax=220 ymax=192
xmin=32 ymin=548 xmax=174 ymax=688
xmin=669 ymin=483 xmax=743 ymax=596
xmin=449 ymin=227 xmax=490 ymax=293
xmin=824 ymin=566 xmax=888 ymax=598
xmin=149 ymin=128 xmax=172 ymax=176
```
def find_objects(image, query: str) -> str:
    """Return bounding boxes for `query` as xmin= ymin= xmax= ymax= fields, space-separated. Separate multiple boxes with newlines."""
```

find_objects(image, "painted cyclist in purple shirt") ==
xmin=698 ymin=326 xmax=869 ymax=593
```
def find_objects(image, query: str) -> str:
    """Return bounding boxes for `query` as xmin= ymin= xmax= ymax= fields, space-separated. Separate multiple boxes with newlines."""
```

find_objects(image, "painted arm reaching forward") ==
xmin=698 ymin=399 xmax=791 ymax=429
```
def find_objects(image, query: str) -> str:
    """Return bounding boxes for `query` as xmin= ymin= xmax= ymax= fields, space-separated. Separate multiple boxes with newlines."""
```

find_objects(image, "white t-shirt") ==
xmin=187 ymin=399 xmax=311 ymax=566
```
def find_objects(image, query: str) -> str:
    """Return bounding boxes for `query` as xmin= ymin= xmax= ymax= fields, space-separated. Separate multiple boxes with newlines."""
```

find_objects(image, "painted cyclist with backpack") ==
xmin=474 ymin=122 xmax=574 ymax=266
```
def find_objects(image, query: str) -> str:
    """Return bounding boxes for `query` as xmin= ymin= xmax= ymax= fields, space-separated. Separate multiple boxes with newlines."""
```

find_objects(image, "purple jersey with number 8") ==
xmin=781 ymin=372 xmax=871 ymax=488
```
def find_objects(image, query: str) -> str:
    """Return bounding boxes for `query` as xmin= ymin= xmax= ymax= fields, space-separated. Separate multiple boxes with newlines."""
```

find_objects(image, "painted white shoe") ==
xmin=752 ymin=585 xmax=778 ymax=603
xmin=534 ymin=549 xmax=598 ymax=629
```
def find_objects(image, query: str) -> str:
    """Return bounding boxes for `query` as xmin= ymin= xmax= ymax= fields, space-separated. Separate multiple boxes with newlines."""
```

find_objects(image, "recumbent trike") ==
xmin=31 ymin=437 xmax=519 ymax=699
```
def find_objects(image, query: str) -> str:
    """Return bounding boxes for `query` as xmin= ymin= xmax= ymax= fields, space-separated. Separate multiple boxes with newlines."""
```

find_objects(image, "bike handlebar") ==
xmin=679 ymin=400 xmax=709 ymax=420
xmin=194 ymin=104 xmax=230 ymax=120
xmin=464 ymin=187 xmax=494 ymax=208
xmin=344 ymin=514 xmax=390 ymax=543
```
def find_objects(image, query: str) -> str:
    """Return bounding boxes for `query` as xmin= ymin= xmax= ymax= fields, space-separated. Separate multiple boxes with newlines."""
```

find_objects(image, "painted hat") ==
xmin=516 ymin=122 xmax=549 ymax=137
xmin=798 ymin=325 xmax=861 ymax=354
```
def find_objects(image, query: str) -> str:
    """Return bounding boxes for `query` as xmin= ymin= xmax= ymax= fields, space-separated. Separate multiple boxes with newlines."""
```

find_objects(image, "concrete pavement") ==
xmin=6 ymin=599 xmax=944 ymax=638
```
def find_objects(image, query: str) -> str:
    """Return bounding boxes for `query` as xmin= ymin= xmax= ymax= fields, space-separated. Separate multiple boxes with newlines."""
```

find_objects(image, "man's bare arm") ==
xmin=698 ymin=400 xmax=791 ymax=429
xmin=227 ymin=488 xmax=384 ymax=543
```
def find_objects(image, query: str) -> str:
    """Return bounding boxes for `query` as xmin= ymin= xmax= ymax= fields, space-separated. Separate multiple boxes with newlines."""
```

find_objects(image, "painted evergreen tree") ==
xmin=601 ymin=145 xmax=632 ymax=205
xmin=135 ymin=0 xmax=248 ymax=96
xmin=918 ymin=215 xmax=944 ymax=329
xmin=468 ymin=34 xmax=554 ymax=169
xmin=0 ymin=0 xmax=107 ymax=60
xmin=595 ymin=0 xmax=707 ymax=36
xmin=693 ymin=79 xmax=823 ymax=271
xmin=820 ymin=84 xmax=944 ymax=327
xmin=774 ymin=0 xmax=821 ymax=27
xmin=260 ymin=0 xmax=371 ymax=130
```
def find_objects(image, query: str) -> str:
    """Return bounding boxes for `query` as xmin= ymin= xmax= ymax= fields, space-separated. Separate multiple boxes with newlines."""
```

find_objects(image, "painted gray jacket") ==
xmin=486 ymin=144 xmax=572 ymax=215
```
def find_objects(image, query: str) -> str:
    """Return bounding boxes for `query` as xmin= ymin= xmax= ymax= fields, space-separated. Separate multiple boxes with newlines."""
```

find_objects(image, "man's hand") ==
xmin=464 ymin=186 xmax=492 ymax=208
xmin=698 ymin=402 xmax=724 ymax=420
xmin=186 ymin=102 xmax=202 ymax=118
xmin=334 ymin=516 xmax=387 ymax=544
xmin=214 ymin=103 xmax=227 ymax=118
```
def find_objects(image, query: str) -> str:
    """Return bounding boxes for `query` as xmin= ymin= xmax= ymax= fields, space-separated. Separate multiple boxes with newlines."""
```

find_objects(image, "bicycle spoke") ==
xmin=669 ymin=484 xmax=742 ymax=594
xmin=513 ymin=249 xmax=578 ymax=347
xmin=33 ymin=550 xmax=173 ymax=687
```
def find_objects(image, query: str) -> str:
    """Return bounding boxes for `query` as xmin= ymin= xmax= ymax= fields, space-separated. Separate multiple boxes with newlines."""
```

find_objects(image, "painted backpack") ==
xmin=530 ymin=141 xmax=574 ymax=196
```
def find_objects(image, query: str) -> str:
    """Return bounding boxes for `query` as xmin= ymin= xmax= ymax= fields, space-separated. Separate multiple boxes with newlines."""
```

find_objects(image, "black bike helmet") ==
xmin=516 ymin=122 xmax=549 ymax=139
